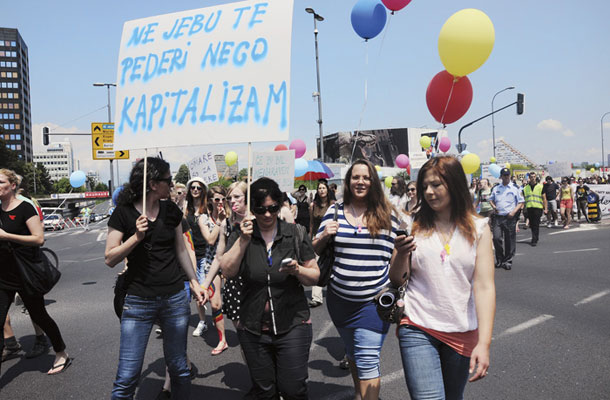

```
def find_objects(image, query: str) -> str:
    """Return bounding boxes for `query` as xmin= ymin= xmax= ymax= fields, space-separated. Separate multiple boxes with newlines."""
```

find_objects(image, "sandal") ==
xmin=211 ymin=342 xmax=228 ymax=356
xmin=48 ymin=357 xmax=72 ymax=375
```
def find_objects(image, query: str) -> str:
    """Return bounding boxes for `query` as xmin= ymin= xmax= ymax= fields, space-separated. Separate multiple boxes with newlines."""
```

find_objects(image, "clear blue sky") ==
xmin=2 ymin=0 xmax=610 ymax=183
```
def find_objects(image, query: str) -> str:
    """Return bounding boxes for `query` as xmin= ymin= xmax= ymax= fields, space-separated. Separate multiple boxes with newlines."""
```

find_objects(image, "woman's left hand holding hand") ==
xmin=468 ymin=342 xmax=490 ymax=382
xmin=190 ymin=280 xmax=207 ymax=306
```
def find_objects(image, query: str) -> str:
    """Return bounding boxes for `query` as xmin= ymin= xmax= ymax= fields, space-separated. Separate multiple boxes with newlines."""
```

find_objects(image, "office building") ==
xmin=0 ymin=28 xmax=32 ymax=161
xmin=495 ymin=139 xmax=539 ymax=168
xmin=33 ymin=141 xmax=75 ymax=182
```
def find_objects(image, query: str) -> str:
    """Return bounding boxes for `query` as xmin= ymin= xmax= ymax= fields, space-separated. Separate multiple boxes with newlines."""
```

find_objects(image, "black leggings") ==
xmin=0 ymin=289 xmax=66 ymax=353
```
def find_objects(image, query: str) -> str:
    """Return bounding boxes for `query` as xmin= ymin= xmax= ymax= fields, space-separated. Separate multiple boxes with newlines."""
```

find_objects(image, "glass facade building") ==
xmin=0 ymin=28 xmax=31 ymax=161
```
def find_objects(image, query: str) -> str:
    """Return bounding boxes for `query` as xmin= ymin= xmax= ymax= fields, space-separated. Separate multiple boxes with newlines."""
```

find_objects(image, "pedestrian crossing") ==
xmin=46 ymin=222 xmax=108 ymax=241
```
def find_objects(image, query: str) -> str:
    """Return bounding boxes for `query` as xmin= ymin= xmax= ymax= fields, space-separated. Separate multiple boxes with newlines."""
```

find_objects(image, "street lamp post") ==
xmin=491 ymin=86 xmax=515 ymax=158
xmin=601 ymin=112 xmax=610 ymax=174
xmin=93 ymin=83 xmax=116 ymax=193
xmin=305 ymin=7 xmax=325 ymax=162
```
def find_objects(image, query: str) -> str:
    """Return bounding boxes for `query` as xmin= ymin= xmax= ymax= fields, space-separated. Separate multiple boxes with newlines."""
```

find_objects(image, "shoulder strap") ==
xmin=292 ymin=223 xmax=305 ymax=262
xmin=333 ymin=203 xmax=339 ymax=221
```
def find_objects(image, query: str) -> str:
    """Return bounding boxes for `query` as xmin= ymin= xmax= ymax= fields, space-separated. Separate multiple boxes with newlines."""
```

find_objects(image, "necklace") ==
xmin=350 ymin=204 xmax=364 ymax=234
xmin=437 ymin=223 xmax=455 ymax=263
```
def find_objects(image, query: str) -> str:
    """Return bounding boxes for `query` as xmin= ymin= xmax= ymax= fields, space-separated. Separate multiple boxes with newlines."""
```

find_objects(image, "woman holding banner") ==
xmin=105 ymin=158 xmax=205 ymax=399
xmin=220 ymin=177 xmax=320 ymax=399
xmin=313 ymin=160 xmax=398 ymax=400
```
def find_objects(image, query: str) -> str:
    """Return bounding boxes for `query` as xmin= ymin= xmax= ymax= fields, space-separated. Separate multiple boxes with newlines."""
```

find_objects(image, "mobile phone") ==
xmin=396 ymin=227 xmax=411 ymax=237
xmin=281 ymin=258 xmax=293 ymax=266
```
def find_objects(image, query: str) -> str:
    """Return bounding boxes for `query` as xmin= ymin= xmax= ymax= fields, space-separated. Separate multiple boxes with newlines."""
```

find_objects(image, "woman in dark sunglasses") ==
xmin=220 ymin=177 xmax=320 ymax=399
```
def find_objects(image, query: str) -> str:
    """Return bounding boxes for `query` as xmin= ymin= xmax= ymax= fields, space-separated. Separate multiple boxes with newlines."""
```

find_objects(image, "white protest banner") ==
xmin=252 ymin=150 xmax=294 ymax=192
xmin=589 ymin=185 xmax=610 ymax=216
xmin=114 ymin=0 xmax=293 ymax=149
xmin=187 ymin=151 xmax=219 ymax=184
xmin=546 ymin=162 xmax=572 ymax=179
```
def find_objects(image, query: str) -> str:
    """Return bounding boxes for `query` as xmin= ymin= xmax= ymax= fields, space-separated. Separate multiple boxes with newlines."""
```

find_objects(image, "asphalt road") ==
xmin=1 ymin=219 xmax=609 ymax=399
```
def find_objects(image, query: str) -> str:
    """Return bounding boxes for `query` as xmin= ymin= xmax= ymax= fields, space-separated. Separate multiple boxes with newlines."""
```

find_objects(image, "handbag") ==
xmin=374 ymin=281 xmax=408 ymax=324
xmin=316 ymin=204 xmax=339 ymax=287
xmin=11 ymin=245 xmax=61 ymax=296
xmin=0 ymin=216 xmax=61 ymax=296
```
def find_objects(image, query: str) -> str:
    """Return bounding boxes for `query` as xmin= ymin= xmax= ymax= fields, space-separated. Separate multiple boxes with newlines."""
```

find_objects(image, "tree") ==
xmin=53 ymin=178 xmax=73 ymax=194
xmin=94 ymin=182 xmax=109 ymax=191
xmin=174 ymin=164 xmax=190 ymax=184
xmin=238 ymin=168 xmax=248 ymax=181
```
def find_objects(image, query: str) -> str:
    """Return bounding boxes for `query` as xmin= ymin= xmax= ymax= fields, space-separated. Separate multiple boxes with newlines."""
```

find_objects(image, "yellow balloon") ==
xmin=576 ymin=169 xmax=581 ymax=175
xmin=384 ymin=176 xmax=393 ymax=188
xmin=590 ymin=167 xmax=595 ymax=173
xmin=461 ymin=153 xmax=481 ymax=174
xmin=225 ymin=151 xmax=238 ymax=167
xmin=375 ymin=165 xmax=382 ymax=171
xmin=504 ymin=163 xmax=511 ymax=169
xmin=490 ymin=156 xmax=496 ymax=163
xmin=419 ymin=136 xmax=431 ymax=148
xmin=438 ymin=9 xmax=495 ymax=77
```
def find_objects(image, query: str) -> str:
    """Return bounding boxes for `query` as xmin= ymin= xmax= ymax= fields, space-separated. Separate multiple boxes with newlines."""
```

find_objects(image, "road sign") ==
xmin=93 ymin=149 xmax=130 ymax=160
xmin=91 ymin=122 xmax=114 ymax=160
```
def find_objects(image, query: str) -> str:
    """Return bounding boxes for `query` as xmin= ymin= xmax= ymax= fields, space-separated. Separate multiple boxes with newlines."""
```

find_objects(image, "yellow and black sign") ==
xmin=93 ymin=149 xmax=130 ymax=160
xmin=92 ymin=122 xmax=115 ymax=160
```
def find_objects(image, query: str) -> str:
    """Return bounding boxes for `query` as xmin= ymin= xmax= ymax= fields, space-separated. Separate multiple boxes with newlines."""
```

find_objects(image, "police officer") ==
xmin=523 ymin=172 xmax=544 ymax=246
xmin=489 ymin=168 xmax=524 ymax=270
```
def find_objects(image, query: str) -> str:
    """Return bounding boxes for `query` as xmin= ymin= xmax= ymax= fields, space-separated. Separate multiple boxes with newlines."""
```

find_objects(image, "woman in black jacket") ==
xmin=220 ymin=177 xmax=320 ymax=400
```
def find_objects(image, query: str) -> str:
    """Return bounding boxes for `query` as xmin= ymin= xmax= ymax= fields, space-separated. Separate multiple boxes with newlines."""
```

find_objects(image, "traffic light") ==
xmin=42 ymin=126 xmax=49 ymax=145
xmin=516 ymin=93 xmax=524 ymax=115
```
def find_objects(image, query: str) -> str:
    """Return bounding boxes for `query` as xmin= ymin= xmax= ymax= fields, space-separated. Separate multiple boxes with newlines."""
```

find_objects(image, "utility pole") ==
xmin=93 ymin=83 xmax=116 ymax=193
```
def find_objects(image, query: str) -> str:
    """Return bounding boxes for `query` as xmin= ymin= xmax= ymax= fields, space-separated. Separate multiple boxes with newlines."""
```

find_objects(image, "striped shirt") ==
xmin=317 ymin=202 xmax=398 ymax=302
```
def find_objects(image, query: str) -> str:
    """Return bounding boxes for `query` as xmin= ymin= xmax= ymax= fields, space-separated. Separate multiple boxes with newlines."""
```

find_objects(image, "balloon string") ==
xmin=351 ymin=41 xmax=369 ymax=162
xmin=439 ymin=79 xmax=457 ymax=125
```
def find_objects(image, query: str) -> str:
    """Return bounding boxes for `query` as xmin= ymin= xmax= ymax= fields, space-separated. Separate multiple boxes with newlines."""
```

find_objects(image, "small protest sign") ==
xmin=187 ymin=151 xmax=219 ymax=184
xmin=252 ymin=150 xmax=294 ymax=192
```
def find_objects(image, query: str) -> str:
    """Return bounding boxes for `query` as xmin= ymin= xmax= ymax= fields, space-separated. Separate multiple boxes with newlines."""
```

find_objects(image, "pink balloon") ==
xmin=439 ymin=136 xmax=451 ymax=152
xmin=381 ymin=0 xmax=412 ymax=12
xmin=289 ymin=139 xmax=306 ymax=159
xmin=395 ymin=154 xmax=410 ymax=169
xmin=274 ymin=144 xmax=288 ymax=151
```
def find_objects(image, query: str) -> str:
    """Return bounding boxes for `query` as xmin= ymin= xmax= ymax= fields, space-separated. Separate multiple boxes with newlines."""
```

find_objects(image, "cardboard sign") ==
xmin=114 ymin=0 xmax=294 ymax=149
xmin=187 ymin=151 xmax=219 ymax=184
xmin=252 ymin=150 xmax=294 ymax=192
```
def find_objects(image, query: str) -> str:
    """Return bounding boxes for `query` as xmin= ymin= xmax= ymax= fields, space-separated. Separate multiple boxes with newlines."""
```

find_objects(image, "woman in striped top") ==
xmin=313 ymin=160 xmax=398 ymax=400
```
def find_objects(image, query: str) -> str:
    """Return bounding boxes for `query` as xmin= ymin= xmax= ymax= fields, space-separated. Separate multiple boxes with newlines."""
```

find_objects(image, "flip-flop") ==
xmin=48 ymin=357 xmax=72 ymax=375
xmin=211 ymin=343 xmax=228 ymax=356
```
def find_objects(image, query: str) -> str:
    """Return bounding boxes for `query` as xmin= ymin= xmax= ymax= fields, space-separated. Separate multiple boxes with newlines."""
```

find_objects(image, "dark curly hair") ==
xmin=117 ymin=157 xmax=170 ymax=206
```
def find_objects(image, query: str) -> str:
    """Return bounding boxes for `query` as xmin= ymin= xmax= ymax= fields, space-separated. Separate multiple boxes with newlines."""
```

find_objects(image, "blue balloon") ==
xmin=295 ymin=158 xmax=308 ymax=177
xmin=489 ymin=163 xmax=501 ymax=178
xmin=595 ymin=162 xmax=600 ymax=168
xmin=378 ymin=170 xmax=384 ymax=179
xmin=69 ymin=170 xmax=86 ymax=188
xmin=112 ymin=186 xmax=123 ymax=207
xmin=351 ymin=0 xmax=387 ymax=40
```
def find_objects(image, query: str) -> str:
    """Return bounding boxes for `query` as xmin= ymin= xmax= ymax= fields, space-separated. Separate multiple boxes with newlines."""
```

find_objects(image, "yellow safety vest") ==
xmin=524 ymin=183 xmax=544 ymax=209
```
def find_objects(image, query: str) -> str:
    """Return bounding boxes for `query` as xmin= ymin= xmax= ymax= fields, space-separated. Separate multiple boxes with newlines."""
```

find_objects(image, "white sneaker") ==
xmin=547 ymin=223 xmax=552 ymax=228
xmin=554 ymin=221 xmax=559 ymax=227
xmin=192 ymin=321 xmax=208 ymax=337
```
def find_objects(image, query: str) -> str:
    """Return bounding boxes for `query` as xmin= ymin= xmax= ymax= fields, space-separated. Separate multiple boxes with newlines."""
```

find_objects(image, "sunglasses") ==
xmin=190 ymin=186 xmax=203 ymax=191
xmin=156 ymin=177 xmax=173 ymax=185
xmin=176 ymin=191 xmax=184 ymax=195
xmin=252 ymin=204 xmax=281 ymax=215
xmin=407 ymin=188 xmax=416 ymax=192
xmin=213 ymin=197 xmax=225 ymax=202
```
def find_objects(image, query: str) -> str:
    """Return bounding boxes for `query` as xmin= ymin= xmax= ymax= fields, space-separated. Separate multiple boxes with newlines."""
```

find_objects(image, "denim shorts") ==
xmin=183 ymin=281 xmax=191 ymax=300
xmin=195 ymin=258 xmax=207 ymax=285
xmin=336 ymin=326 xmax=387 ymax=380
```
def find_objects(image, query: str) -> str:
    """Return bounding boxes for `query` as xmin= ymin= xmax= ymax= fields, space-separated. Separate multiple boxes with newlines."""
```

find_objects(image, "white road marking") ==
xmin=575 ymin=289 xmax=610 ymax=306
xmin=310 ymin=321 xmax=334 ymax=353
xmin=97 ymin=231 xmax=106 ymax=242
xmin=495 ymin=314 xmax=554 ymax=339
xmin=83 ymin=256 xmax=104 ymax=262
xmin=553 ymin=248 xmax=599 ymax=254
xmin=549 ymin=225 xmax=598 ymax=235
xmin=56 ymin=247 xmax=72 ymax=251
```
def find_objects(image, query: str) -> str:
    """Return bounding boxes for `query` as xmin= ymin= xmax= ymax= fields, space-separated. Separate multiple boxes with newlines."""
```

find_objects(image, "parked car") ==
xmin=43 ymin=215 xmax=64 ymax=231
xmin=90 ymin=213 xmax=103 ymax=222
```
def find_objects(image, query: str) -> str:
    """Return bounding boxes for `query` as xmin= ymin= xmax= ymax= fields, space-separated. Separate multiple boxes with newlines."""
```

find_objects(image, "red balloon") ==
xmin=381 ymin=0 xmax=412 ymax=12
xmin=274 ymin=144 xmax=288 ymax=151
xmin=426 ymin=70 xmax=473 ymax=125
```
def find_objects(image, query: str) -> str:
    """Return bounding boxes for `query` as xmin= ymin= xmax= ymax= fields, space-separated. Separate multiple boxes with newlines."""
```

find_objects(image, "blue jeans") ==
xmin=336 ymin=326 xmax=387 ymax=380
xmin=398 ymin=325 xmax=470 ymax=400
xmin=111 ymin=289 xmax=191 ymax=399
